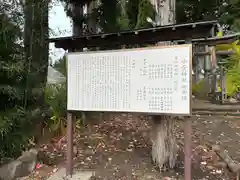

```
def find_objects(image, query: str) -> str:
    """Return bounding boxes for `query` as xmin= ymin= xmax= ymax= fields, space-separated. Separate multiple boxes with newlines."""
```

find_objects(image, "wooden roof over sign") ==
xmin=49 ymin=20 xmax=217 ymax=50
xmin=192 ymin=33 xmax=240 ymax=45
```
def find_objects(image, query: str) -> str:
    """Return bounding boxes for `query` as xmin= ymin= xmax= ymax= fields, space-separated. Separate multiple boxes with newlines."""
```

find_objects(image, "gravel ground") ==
xmin=19 ymin=113 xmax=240 ymax=180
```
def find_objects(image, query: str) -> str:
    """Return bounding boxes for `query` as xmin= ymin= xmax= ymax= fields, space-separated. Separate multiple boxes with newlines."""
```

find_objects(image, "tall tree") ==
xmin=126 ymin=0 xmax=139 ymax=29
xmin=125 ymin=0 xmax=156 ymax=29
xmin=86 ymin=0 xmax=97 ymax=34
xmin=24 ymin=0 xmax=49 ymax=108
xmin=24 ymin=0 xmax=50 ymax=143
xmin=0 ymin=1 xmax=31 ymax=158
xmin=176 ymin=0 xmax=240 ymax=31
xmin=149 ymin=0 xmax=177 ymax=170
xmin=135 ymin=0 xmax=156 ymax=28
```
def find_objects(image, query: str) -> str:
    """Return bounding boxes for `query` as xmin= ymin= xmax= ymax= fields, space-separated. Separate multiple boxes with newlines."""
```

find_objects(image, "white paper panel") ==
xmin=67 ymin=45 xmax=192 ymax=115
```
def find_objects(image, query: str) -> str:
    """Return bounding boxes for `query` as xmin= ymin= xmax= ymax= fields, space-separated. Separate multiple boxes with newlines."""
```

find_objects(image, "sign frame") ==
xmin=67 ymin=44 xmax=193 ymax=116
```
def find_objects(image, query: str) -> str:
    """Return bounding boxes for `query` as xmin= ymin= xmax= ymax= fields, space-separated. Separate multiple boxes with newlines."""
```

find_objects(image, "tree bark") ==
xmin=24 ymin=0 xmax=33 ymax=108
xmin=149 ymin=0 xmax=177 ymax=171
xmin=149 ymin=0 xmax=175 ymax=25
xmin=87 ymin=0 xmax=97 ymax=34
xmin=24 ymin=0 xmax=49 ymax=105
xmin=24 ymin=0 xmax=49 ymax=141
xmin=72 ymin=4 xmax=83 ymax=37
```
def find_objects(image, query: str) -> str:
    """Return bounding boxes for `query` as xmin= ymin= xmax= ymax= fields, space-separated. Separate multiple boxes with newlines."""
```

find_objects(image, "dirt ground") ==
xmin=23 ymin=113 xmax=240 ymax=180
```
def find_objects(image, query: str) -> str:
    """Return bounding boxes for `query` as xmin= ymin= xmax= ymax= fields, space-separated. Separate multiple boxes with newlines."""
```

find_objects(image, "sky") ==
xmin=49 ymin=0 xmax=72 ymax=63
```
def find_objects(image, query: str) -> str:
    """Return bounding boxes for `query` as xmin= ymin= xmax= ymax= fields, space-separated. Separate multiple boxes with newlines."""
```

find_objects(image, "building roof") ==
xmin=191 ymin=33 xmax=240 ymax=45
xmin=49 ymin=20 xmax=218 ymax=50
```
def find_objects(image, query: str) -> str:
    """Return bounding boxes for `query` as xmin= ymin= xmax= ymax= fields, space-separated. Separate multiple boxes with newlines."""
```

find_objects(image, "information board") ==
xmin=67 ymin=44 xmax=192 ymax=115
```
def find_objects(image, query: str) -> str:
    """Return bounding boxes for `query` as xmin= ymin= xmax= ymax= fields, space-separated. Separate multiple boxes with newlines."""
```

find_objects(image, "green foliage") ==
xmin=44 ymin=81 xmax=85 ymax=133
xmin=62 ymin=0 xmax=156 ymax=32
xmin=192 ymin=80 xmax=204 ymax=95
xmin=92 ymin=0 xmax=155 ymax=31
xmin=0 ymin=11 xmax=32 ymax=159
xmin=176 ymin=0 xmax=240 ymax=31
xmin=45 ymin=84 xmax=67 ymax=120
xmin=225 ymin=68 xmax=240 ymax=96
xmin=126 ymin=0 xmax=139 ymax=29
xmin=176 ymin=0 xmax=223 ymax=23
xmin=0 ymin=0 xmax=49 ymax=159
xmin=61 ymin=0 xmax=240 ymax=33
xmin=53 ymin=55 xmax=67 ymax=77
xmin=45 ymin=57 xmax=67 ymax=134
xmin=220 ymin=0 xmax=240 ymax=31
xmin=192 ymin=79 xmax=211 ymax=98
xmin=0 ymin=108 xmax=39 ymax=159
xmin=117 ymin=6 xmax=130 ymax=30
xmin=0 ymin=13 xmax=25 ymax=113
xmin=44 ymin=83 xmax=67 ymax=135
xmin=99 ymin=0 xmax=119 ymax=32
xmin=194 ymin=53 xmax=240 ymax=98
xmin=221 ymin=54 xmax=240 ymax=97
xmin=135 ymin=0 xmax=155 ymax=28
xmin=216 ymin=38 xmax=240 ymax=97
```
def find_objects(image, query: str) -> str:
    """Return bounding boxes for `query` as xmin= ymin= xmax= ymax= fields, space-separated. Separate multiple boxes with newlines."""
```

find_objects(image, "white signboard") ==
xmin=67 ymin=44 xmax=192 ymax=115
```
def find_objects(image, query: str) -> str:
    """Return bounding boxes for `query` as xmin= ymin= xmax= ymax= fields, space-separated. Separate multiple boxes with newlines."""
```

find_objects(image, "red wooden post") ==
xmin=184 ymin=117 xmax=192 ymax=180
xmin=66 ymin=112 xmax=73 ymax=176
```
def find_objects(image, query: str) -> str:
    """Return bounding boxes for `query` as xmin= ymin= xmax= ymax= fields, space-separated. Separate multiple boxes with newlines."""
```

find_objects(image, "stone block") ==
xmin=0 ymin=148 xmax=38 ymax=180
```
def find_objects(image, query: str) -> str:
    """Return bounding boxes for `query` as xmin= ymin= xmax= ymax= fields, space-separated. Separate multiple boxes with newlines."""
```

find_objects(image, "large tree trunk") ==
xmin=72 ymin=3 xmax=83 ymax=38
xmin=149 ymin=0 xmax=178 ymax=171
xmin=24 ymin=0 xmax=49 ymax=106
xmin=149 ymin=0 xmax=175 ymax=25
xmin=87 ymin=0 xmax=97 ymax=34
xmin=24 ymin=0 xmax=49 ymax=141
